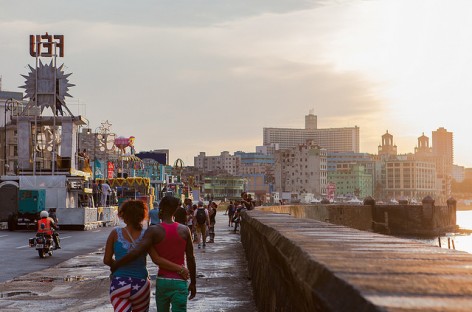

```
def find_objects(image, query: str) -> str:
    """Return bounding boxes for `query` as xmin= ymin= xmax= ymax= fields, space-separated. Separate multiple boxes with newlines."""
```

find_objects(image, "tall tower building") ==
xmin=432 ymin=127 xmax=453 ymax=163
xmin=432 ymin=127 xmax=453 ymax=202
xmin=305 ymin=111 xmax=317 ymax=130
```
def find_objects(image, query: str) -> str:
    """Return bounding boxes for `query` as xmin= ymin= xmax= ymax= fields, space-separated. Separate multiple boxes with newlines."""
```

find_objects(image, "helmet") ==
xmin=40 ymin=210 xmax=49 ymax=218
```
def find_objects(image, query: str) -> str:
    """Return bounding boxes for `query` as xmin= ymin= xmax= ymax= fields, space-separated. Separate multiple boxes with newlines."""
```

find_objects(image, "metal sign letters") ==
xmin=29 ymin=33 xmax=64 ymax=57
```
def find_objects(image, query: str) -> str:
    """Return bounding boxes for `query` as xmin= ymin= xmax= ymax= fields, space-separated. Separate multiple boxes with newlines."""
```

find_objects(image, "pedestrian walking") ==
xmin=101 ymin=180 xmax=112 ymax=207
xmin=187 ymin=204 xmax=195 ymax=236
xmin=104 ymin=200 xmax=188 ymax=312
xmin=149 ymin=201 xmax=160 ymax=226
xmin=233 ymin=204 xmax=244 ymax=233
xmin=227 ymin=200 xmax=236 ymax=227
xmin=208 ymin=202 xmax=217 ymax=243
xmin=174 ymin=201 xmax=188 ymax=225
xmin=92 ymin=180 xmax=99 ymax=207
xmin=193 ymin=201 xmax=210 ymax=249
xmin=97 ymin=180 xmax=103 ymax=206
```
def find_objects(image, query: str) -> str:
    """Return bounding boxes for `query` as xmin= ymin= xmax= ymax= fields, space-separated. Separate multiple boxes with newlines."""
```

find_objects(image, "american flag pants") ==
xmin=110 ymin=276 xmax=150 ymax=312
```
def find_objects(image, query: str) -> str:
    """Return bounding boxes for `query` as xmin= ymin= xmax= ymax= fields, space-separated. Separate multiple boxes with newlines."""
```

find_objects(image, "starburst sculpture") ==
xmin=99 ymin=120 xmax=112 ymax=134
xmin=20 ymin=59 xmax=75 ymax=115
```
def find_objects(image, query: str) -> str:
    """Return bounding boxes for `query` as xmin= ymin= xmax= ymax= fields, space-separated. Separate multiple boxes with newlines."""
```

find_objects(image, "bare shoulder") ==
xmin=107 ymin=228 xmax=118 ymax=241
xmin=145 ymin=224 xmax=166 ymax=243
xmin=146 ymin=225 xmax=165 ymax=236
xmin=177 ymin=223 xmax=191 ymax=239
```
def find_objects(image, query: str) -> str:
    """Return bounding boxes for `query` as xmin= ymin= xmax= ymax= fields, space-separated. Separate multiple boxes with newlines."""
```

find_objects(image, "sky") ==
xmin=1 ymin=0 xmax=471 ymax=167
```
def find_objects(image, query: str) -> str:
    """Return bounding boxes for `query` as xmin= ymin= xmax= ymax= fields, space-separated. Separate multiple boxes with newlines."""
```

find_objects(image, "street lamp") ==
xmin=3 ymin=98 xmax=19 ymax=175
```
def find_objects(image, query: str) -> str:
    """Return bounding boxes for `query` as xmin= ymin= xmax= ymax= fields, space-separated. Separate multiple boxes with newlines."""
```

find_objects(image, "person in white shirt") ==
xmin=101 ymin=180 xmax=112 ymax=207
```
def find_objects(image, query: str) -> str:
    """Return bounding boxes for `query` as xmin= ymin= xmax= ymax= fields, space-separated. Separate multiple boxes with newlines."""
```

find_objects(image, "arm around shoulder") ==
xmin=111 ymin=227 xmax=154 ymax=271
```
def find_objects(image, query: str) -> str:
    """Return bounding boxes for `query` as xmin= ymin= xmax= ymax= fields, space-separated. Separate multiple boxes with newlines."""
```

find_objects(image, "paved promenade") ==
xmin=0 ymin=213 xmax=257 ymax=312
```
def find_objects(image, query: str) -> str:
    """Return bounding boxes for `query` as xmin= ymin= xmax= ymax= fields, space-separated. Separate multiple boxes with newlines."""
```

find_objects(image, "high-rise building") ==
xmin=305 ymin=110 xmax=317 ymax=130
xmin=263 ymin=112 xmax=360 ymax=153
xmin=432 ymin=127 xmax=454 ymax=202
xmin=432 ymin=127 xmax=453 ymax=163
xmin=274 ymin=140 xmax=327 ymax=196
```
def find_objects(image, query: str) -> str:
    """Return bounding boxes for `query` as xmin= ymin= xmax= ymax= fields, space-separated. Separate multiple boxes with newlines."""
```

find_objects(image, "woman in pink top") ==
xmin=112 ymin=196 xmax=196 ymax=311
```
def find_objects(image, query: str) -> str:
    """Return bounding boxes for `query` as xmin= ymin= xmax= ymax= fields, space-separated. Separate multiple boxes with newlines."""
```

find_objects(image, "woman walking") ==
xmin=103 ymin=200 xmax=187 ymax=311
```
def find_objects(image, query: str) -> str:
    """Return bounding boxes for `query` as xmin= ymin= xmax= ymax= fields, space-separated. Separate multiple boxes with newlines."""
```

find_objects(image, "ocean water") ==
xmin=411 ymin=210 xmax=472 ymax=254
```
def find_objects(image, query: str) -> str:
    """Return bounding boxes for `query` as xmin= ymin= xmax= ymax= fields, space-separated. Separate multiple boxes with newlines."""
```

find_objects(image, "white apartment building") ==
xmin=193 ymin=151 xmax=240 ymax=175
xmin=263 ymin=112 xmax=360 ymax=153
xmin=384 ymin=158 xmax=438 ymax=200
xmin=274 ymin=140 xmax=327 ymax=196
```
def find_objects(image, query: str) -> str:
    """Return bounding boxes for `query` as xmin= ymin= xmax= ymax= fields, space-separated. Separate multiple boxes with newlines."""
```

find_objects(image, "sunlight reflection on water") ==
xmin=412 ymin=210 xmax=472 ymax=254
xmin=457 ymin=210 xmax=472 ymax=230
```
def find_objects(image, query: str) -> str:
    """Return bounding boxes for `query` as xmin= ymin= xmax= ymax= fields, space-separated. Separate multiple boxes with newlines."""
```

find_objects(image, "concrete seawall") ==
xmin=241 ymin=210 xmax=472 ymax=312
xmin=258 ymin=203 xmax=456 ymax=236
xmin=258 ymin=204 xmax=372 ymax=232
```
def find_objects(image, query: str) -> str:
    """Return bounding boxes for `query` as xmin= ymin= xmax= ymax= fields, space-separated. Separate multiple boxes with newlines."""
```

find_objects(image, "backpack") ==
xmin=196 ymin=208 xmax=207 ymax=225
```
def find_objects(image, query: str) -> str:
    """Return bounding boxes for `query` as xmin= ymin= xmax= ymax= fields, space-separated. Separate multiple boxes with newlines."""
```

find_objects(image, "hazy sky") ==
xmin=1 ymin=0 xmax=471 ymax=167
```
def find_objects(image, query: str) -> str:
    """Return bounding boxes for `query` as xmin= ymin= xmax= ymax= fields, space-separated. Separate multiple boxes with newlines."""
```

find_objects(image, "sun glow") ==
xmin=317 ymin=1 xmax=472 ymax=164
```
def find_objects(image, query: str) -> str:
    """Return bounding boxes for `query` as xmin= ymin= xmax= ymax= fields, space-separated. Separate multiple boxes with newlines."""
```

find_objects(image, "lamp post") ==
xmin=3 ymin=98 xmax=18 ymax=175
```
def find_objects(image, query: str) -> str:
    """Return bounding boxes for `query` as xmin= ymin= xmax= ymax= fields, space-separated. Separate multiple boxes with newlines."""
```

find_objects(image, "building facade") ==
xmin=432 ymin=127 xmax=454 ymax=202
xmin=383 ymin=157 xmax=438 ymax=200
xmin=202 ymin=175 xmax=246 ymax=200
xmin=452 ymin=165 xmax=465 ymax=183
xmin=263 ymin=112 xmax=360 ymax=153
xmin=193 ymin=151 xmax=240 ymax=175
xmin=327 ymin=164 xmax=373 ymax=199
xmin=1 ymin=90 xmax=40 ymax=175
xmin=274 ymin=140 xmax=327 ymax=196
xmin=372 ymin=131 xmax=445 ymax=202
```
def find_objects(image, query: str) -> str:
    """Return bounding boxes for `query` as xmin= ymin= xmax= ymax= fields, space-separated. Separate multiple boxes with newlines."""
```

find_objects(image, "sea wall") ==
xmin=258 ymin=204 xmax=372 ymax=231
xmin=258 ymin=202 xmax=457 ymax=236
xmin=240 ymin=210 xmax=472 ymax=312
xmin=372 ymin=203 xmax=457 ymax=236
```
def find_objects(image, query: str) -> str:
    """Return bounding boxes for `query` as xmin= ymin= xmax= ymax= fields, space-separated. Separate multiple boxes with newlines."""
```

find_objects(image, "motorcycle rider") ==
xmin=37 ymin=210 xmax=61 ymax=249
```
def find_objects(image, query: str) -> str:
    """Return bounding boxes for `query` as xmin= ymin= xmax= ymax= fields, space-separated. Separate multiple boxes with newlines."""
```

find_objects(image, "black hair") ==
xmin=119 ymin=200 xmax=148 ymax=230
xmin=159 ymin=196 xmax=180 ymax=216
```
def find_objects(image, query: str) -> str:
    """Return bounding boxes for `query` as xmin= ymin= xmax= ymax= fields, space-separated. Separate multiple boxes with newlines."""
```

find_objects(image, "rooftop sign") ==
xmin=29 ymin=33 xmax=64 ymax=57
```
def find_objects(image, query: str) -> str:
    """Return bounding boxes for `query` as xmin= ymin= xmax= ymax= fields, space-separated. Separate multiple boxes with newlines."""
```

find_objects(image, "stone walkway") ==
xmin=0 ymin=213 xmax=258 ymax=312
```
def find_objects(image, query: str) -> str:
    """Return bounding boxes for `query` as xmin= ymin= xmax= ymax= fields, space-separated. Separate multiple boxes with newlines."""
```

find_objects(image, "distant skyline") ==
xmin=1 ymin=1 xmax=471 ymax=166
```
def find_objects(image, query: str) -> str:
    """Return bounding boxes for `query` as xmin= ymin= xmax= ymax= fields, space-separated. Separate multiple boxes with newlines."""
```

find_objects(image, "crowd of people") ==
xmin=225 ymin=192 xmax=255 ymax=232
xmin=103 ymin=191 xmax=255 ymax=311
xmin=92 ymin=179 xmax=114 ymax=207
